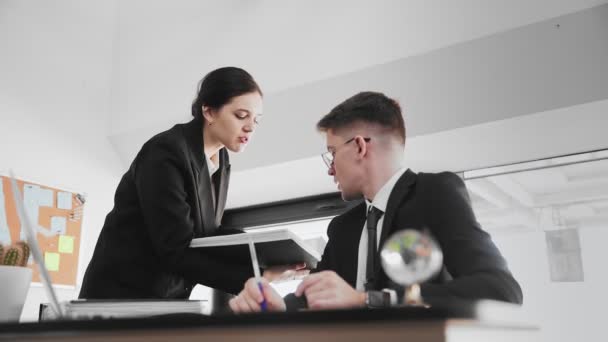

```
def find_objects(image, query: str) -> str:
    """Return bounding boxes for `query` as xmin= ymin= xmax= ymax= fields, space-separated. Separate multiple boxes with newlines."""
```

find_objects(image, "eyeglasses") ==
xmin=321 ymin=137 xmax=371 ymax=168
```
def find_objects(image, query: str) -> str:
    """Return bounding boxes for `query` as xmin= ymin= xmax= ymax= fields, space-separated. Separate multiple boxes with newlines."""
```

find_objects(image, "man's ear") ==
xmin=356 ymin=136 xmax=368 ymax=157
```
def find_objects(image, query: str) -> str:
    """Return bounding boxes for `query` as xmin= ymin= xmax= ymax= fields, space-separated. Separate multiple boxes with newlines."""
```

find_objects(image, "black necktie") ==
xmin=365 ymin=206 xmax=383 ymax=291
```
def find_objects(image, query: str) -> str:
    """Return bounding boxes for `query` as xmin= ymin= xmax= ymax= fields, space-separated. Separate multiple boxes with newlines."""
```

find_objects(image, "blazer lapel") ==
xmin=379 ymin=169 xmax=417 ymax=243
xmin=342 ymin=203 xmax=367 ymax=286
xmin=374 ymin=169 xmax=417 ymax=283
xmin=183 ymin=117 xmax=218 ymax=235
xmin=214 ymin=148 xmax=230 ymax=226
xmin=197 ymin=161 xmax=218 ymax=235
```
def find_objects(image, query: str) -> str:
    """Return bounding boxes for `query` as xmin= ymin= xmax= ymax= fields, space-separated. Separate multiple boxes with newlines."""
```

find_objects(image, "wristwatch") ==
xmin=365 ymin=289 xmax=397 ymax=308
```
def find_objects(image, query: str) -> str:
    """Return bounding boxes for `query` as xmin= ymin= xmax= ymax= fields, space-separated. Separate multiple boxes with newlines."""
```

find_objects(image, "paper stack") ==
xmin=40 ymin=300 xmax=209 ymax=320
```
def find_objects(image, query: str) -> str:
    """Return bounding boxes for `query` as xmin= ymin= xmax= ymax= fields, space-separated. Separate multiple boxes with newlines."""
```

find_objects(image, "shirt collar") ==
xmin=365 ymin=167 xmax=408 ymax=213
xmin=205 ymin=153 xmax=219 ymax=177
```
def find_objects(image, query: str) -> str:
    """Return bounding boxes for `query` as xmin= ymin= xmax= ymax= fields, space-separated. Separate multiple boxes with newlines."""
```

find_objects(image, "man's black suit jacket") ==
xmin=79 ymin=117 xmax=252 ymax=299
xmin=286 ymin=169 xmax=522 ymax=309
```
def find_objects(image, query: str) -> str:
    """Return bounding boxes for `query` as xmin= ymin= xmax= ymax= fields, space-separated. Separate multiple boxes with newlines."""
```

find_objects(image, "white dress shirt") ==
xmin=205 ymin=153 xmax=219 ymax=178
xmin=355 ymin=167 xmax=408 ymax=291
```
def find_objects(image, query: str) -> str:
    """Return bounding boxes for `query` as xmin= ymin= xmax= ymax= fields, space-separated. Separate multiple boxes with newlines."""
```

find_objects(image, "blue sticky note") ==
xmin=50 ymin=216 xmax=67 ymax=235
xmin=57 ymin=192 xmax=72 ymax=210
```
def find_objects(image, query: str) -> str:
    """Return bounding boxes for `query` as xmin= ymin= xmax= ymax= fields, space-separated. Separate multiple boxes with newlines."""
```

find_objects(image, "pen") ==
xmin=247 ymin=237 xmax=267 ymax=312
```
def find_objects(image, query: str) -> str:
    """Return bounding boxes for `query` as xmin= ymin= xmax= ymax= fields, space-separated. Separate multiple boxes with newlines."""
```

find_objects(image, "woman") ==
xmin=80 ymin=67 xmax=264 ymax=299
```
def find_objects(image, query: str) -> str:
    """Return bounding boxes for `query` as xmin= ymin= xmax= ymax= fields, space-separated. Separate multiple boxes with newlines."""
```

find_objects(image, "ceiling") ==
xmin=2 ymin=0 xmax=607 ymax=173
xmin=103 ymin=0 xmax=608 ymax=170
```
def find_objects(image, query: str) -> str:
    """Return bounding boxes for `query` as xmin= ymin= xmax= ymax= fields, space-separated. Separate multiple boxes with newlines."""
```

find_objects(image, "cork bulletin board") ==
xmin=0 ymin=175 xmax=84 ymax=287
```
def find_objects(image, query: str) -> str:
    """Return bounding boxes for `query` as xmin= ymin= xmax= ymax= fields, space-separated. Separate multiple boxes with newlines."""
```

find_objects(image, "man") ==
xmin=229 ymin=91 xmax=522 ymax=312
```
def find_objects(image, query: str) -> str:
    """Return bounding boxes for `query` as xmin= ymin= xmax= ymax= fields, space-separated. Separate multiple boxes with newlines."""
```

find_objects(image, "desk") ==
xmin=0 ymin=304 xmax=539 ymax=341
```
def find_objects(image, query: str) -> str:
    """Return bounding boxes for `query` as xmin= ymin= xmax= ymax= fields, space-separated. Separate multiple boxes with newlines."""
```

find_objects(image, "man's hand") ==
xmin=295 ymin=270 xmax=366 ymax=310
xmin=229 ymin=277 xmax=286 ymax=313
xmin=263 ymin=263 xmax=308 ymax=282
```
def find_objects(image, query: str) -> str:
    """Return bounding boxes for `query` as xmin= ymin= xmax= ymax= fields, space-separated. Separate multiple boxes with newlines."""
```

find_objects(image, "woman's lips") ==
xmin=239 ymin=136 xmax=249 ymax=144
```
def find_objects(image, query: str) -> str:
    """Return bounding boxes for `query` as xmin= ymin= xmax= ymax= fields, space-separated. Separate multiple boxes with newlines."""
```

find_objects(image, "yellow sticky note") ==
xmin=58 ymin=235 xmax=74 ymax=254
xmin=45 ymin=252 xmax=60 ymax=271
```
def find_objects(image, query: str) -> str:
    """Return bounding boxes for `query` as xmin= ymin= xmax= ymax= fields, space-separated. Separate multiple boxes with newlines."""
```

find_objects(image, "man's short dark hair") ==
xmin=317 ymin=91 xmax=405 ymax=144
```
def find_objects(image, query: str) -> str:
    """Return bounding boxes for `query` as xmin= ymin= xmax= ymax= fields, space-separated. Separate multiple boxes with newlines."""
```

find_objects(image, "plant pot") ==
xmin=0 ymin=265 xmax=32 ymax=322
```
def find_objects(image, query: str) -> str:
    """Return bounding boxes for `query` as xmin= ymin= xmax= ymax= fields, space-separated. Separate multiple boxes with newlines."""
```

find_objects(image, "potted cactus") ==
xmin=0 ymin=241 xmax=33 ymax=322
xmin=1 ymin=241 xmax=31 ymax=267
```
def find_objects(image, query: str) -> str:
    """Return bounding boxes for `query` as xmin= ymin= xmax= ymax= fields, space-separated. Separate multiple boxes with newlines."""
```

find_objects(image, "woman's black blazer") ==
xmin=79 ymin=117 xmax=251 ymax=299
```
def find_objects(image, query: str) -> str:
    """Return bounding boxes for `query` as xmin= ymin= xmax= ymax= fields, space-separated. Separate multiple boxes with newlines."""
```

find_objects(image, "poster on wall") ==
xmin=0 ymin=175 xmax=84 ymax=287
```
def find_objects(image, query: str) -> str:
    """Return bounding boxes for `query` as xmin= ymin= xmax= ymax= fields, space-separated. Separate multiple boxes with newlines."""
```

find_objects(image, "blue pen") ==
xmin=248 ymin=237 xmax=267 ymax=311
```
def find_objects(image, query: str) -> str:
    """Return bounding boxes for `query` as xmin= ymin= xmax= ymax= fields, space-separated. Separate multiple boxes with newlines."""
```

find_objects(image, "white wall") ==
xmin=0 ymin=114 xmax=124 ymax=322
xmin=492 ymin=226 xmax=606 ymax=341
xmin=0 ymin=0 xmax=124 ymax=321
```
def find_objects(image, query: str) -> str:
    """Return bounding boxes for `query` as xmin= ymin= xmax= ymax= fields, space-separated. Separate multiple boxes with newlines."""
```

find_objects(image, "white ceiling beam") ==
xmin=486 ymin=175 xmax=536 ymax=207
xmin=466 ymin=178 xmax=512 ymax=209
xmin=572 ymin=216 xmax=608 ymax=230
xmin=565 ymin=169 xmax=608 ymax=183
xmin=535 ymin=184 xmax=608 ymax=207
xmin=476 ymin=207 xmax=539 ymax=231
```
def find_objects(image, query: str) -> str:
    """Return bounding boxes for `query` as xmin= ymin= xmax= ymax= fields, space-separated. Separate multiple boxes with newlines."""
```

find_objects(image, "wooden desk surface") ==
xmin=0 ymin=304 xmax=539 ymax=341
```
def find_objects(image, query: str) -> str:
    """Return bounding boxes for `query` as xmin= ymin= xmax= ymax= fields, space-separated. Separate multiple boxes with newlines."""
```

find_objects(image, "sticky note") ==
xmin=57 ymin=191 xmax=72 ymax=210
xmin=23 ymin=184 xmax=40 ymax=205
xmin=38 ymin=188 xmax=54 ymax=207
xmin=50 ymin=216 xmax=67 ymax=235
xmin=45 ymin=252 xmax=60 ymax=271
xmin=58 ymin=235 xmax=74 ymax=254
